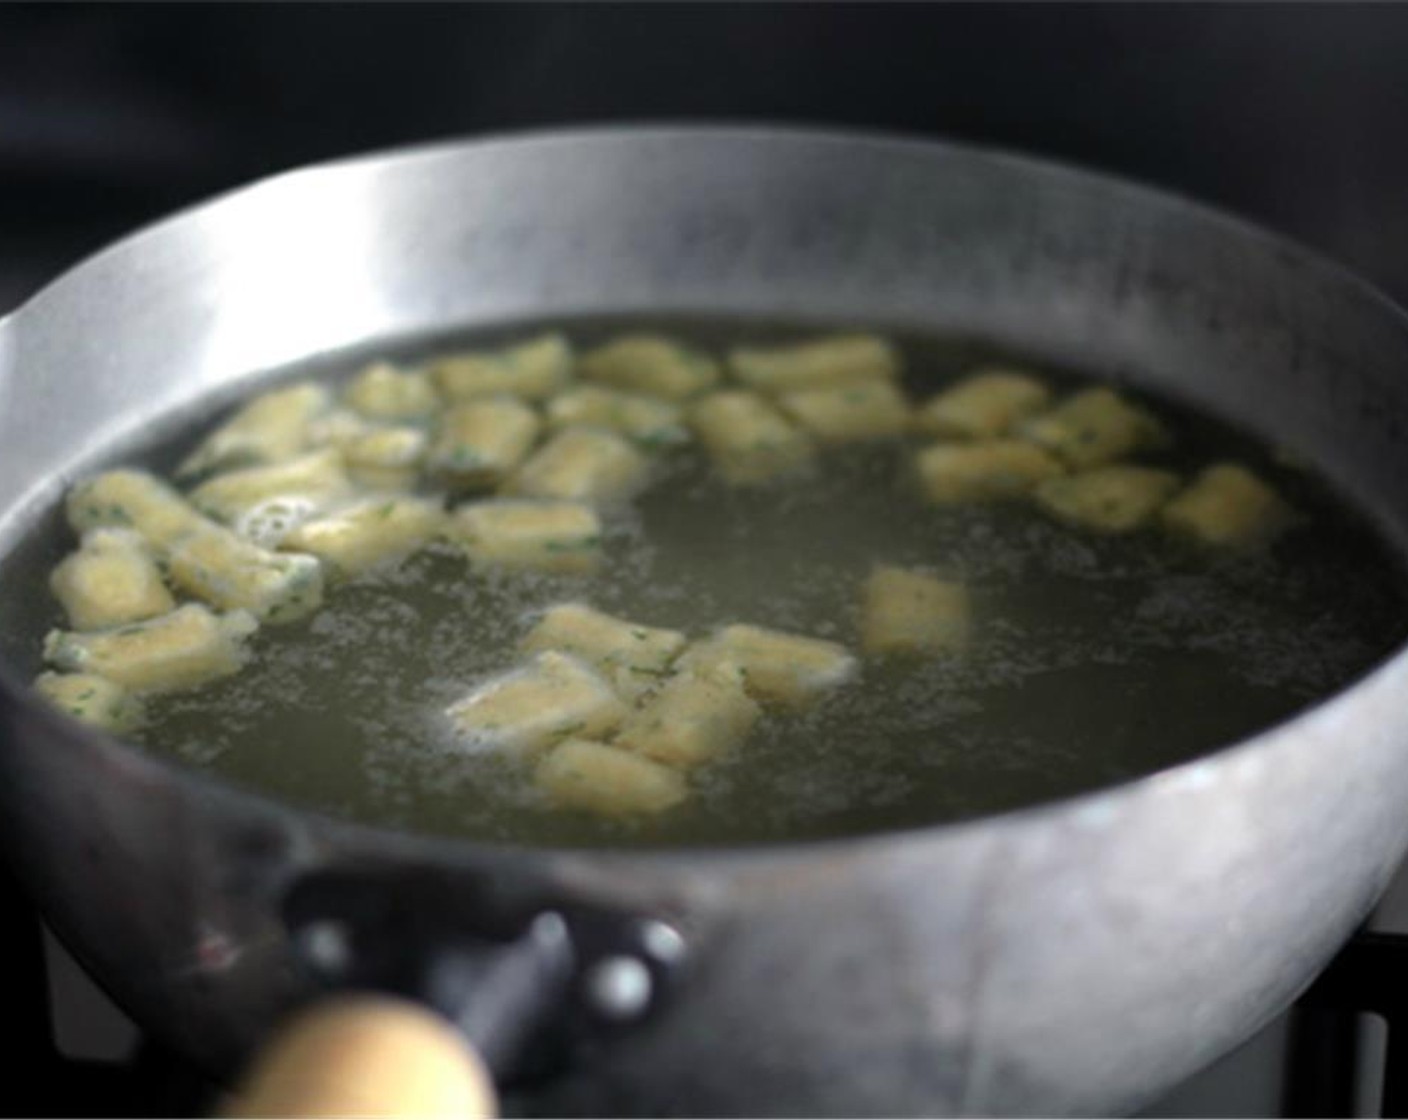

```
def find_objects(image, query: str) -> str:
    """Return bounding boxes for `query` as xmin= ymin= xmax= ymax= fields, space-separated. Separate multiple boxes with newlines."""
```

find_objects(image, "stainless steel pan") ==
xmin=2 ymin=127 xmax=1408 ymax=1116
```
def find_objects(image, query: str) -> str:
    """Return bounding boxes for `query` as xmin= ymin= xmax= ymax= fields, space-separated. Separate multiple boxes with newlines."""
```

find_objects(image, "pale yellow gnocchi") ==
xmin=1020 ymin=387 xmax=1165 ymax=469
xmin=535 ymin=739 xmax=687 ymax=816
xmin=914 ymin=440 xmax=1064 ymax=504
xmin=428 ymin=396 xmax=541 ymax=490
xmin=918 ymin=369 xmax=1052 ymax=440
xmin=679 ymin=623 xmax=857 ymax=710
xmin=728 ymin=334 xmax=899 ymax=394
xmin=178 ymin=382 xmax=331 ymax=477
xmin=614 ymin=659 xmax=761 ymax=769
xmin=445 ymin=651 xmax=625 ymax=756
xmin=43 ymin=604 xmax=257 ymax=694
xmin=342 ymin=362 xmax=440 ymax=422
xmin=777 ymin=381 xmax=913 ymax=445
xmin=447 ymin=500 xmax=602 ymax=575
xmin=520 ymin=602 xmax=686 ymax=701
xmin=280 ymin=497 xmax=444 ymax=575
xmin=860 ymin=566 xmax=971 ymax=657
xmin=432 ymin=333 xmax=574 ymax=402
xmin=580 ymin=335 xmax=720 ymax=400
xmin=1034 ymin=465 xmax=1181 ymax=534
xmin=50 ymin=528 xmax=175 ymax=631
xmin=33 ymin=671 xmax=147 ymax=734
xmin=688 ymin=390 xmax=815 ymax=485
xmin=545 ymin=385 xmax=689 ymax=451
xmin=504 ymin=426 xmax=648 ymax=504
xmin=341 ymin=426 xmax=430 ymax=493
xmin=1161 ymin=463 xmax=1296 ymax=549
xmin=188 ymin=449 xmax=353 ymax=527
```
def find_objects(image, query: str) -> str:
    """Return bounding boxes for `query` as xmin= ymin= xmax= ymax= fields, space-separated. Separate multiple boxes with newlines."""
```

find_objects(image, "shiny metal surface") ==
xmin=2 ymin=127 xmax=1408 ymax=1116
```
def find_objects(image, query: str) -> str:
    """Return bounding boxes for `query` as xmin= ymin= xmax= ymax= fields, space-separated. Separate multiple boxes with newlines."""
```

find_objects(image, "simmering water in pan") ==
xmin=11 ymin=320 xmax=1408 ymax=848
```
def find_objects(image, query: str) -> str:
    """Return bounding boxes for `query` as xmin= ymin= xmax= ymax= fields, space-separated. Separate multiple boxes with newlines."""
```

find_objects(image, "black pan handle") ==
xmin=281 ymin=866 xmax=688 ymax=1086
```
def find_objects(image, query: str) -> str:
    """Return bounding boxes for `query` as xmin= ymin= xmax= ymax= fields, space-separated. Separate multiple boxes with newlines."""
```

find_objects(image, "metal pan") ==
xmin=2 ymin=127 xmax=1408 ymax=1116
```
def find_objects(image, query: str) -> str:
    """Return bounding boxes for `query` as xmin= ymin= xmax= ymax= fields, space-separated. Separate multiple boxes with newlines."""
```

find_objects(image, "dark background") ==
xmin=4 ymin=3 xmax=1408 ymax=310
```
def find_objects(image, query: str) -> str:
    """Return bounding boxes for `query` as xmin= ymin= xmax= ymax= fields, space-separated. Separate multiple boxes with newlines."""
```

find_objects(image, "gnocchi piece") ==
xmin=1019 ymin=387 xmax=1165 ymax=469
xmin=1161 ymin=463 xmax=1297 ymax=549
xmin=580 ymin=335 xmax=720 ymax=401
xmin=445 ymin=651 xmax=625 ymax=756
xmin=178 ymin=382 xmax=331 ymax=476
xmin=428 ymin=396 xmax=542 ymax=490
xmin=679 ymin=624 xmax=857 ymax=709
xmin=50 ymin=528 xmax=175 ymax=631
xmin=281 ymin=497 xmax=444 ymax=575
xmin=67 ymin=469 xmax=205 ymax=549
xmin=545 ymin=386 xmax=689 ymax=451
xmin=305 ymin=406 xmax=375 ymax=450
xmin=342 ymin=362 xmax=440 ymax=422
xmin=918 ymin=369 xmax=1052 ymax=440
xmin=728 ymin=334 xmax=899 ymax=394
xmin=1034 ymin=465 xmax=1181 ymax=534
xmin=188 ymin=449 xmax=354 ymax=526
xmin=614 ymin=659 xmax=760 ymax=769
xmin=447 ymin=500 xmax=602 ymax=575
xmin=343 ymin=426 xmax=430 ymax=492
xmin=432 ymin=333 xmax=574 ymax=402
xmin=520 ymin=602 xmax=687 ymax=701
xmin=688 ymin=390 xmax=815 ymax=486
xmin=504 ymin=426 xmax=648 ymax=503
xmin=43 ymin=604 xmax=257 ymax=694
xmin=776 ymin=381 xmax=913 ymax=445
xmin=536 ymin=739 xmax=687 ymax=816
xmin=33 ymin=671 xmax=147 ymax=734
xmin=166 ymin=525 xmax=323 ymax=624
xmin=860 ymin=566 xmax=971 ymax=657
xmin=914 ymin=440 xmax=1064 ymax=504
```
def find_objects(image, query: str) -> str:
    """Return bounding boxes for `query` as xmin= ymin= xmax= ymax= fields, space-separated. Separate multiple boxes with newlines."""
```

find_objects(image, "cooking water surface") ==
xmin=20 ymin=323 xmax=1408 ymax=847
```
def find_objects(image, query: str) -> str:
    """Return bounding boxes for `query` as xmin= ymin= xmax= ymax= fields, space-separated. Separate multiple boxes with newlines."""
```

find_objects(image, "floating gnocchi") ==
xmin=281 ymin=497 xmax=444 ymax=576
xmin=432 ymin=333 xmax=574 ymax=402
xmin=447 ymin=499 xmax=602 ymax=575
xmin=1034 ymin=465 xmax=1181 ymax=534
xmin=50 ymin=528 xmax=175 ymax=631
xmin=428 ymin=396 xmax=541 ymax=490
xmin=728 ymin=334 xmax=899 ymax=394
xmin=1020 ymin=387 xmax=1165 ymax=469
xmin=445 ymin=651 xmax=625 ymax=756
xmin=505 ymin=426 xmax=648 ymax=504
xmin=580 ymin=335 xmax=720 ymax=400
xmin=918 ymin=369 xmax=1052 ymax=440
xmin=342 ymin=426 xmax=430 ymax=493
xmin=614 ymin=659 xmax=761 ymax=769
xmin=860 ymin=566 xmax=971 ymax=657
xmin=188 ymin=449 xmax=353 ymax=527
xmin=777 ymin=381 xmax=913 ymax=445
xmin=535 ymin=739 xmax=687 ymax=816
xmin=43 ymin=604 xmax=256 ymax=694
xmin=914 ymin=440 xmax=1064 ymax=504
xmin=688 ymin=390 xmax=815 ymax=485
xmin=545 ymin=385 xmax=689 ymax=451
xmin=178 ymin=382 xmax=331 ymax=477
xmin=520 ymin=602 xmax=686 ymax=701
xmin=679 ymin=624 xmax=857 ymax=710
xmin=343 ymin=362 xmax=440 ymax=422
xmin=33 ymin=671 xmax=147 ymax=734
xmin=1162 ymin=463 xmax=1296 ymax=549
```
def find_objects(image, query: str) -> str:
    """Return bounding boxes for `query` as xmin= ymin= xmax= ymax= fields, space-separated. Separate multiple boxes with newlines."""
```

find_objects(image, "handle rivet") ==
xmin=298 ymin=919 xmax=353 ymax=976
xmin=585 ymin=955 xmax=653 ymax=1021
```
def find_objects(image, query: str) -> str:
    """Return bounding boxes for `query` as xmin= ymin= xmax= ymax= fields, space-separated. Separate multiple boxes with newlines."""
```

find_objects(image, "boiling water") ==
xmin=13 ymin=323 xmax=1408 ymax=848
